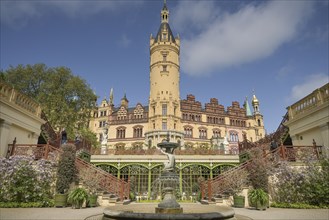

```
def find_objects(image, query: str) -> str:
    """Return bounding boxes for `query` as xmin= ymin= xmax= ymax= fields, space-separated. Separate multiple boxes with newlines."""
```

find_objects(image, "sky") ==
xmin=1 ymin=0 xmax=328 ymax=134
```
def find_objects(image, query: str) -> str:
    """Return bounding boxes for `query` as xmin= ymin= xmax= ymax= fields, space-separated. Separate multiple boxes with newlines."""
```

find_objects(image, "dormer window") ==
xmin=163 ymin=33 xmax=167 ymax=40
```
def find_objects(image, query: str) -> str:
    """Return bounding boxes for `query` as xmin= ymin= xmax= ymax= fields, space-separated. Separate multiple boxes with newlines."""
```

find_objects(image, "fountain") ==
xmin=103 ymin=135 xmax=237 ymax=220
xmin=155 ymin=136 xmax=182 ymax=214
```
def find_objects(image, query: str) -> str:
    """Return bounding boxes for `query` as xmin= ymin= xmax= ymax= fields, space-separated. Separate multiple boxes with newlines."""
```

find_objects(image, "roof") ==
xmin=154 ymin=23 xmax=176 ymax=43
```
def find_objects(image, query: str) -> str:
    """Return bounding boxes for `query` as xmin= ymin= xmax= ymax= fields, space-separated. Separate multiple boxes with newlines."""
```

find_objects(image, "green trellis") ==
xmin=95 ymin=162 xmax=237 ymax=200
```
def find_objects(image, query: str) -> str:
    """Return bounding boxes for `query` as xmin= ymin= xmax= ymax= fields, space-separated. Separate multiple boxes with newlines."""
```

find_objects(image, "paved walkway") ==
xmin=1 ymin=204 xmax=328 ymax=220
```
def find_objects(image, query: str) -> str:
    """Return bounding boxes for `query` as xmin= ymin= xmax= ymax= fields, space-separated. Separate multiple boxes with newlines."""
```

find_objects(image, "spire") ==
xmin=244 ymin=96 xmax=252 ymax=116
xmin=163 ymin=0 xmax=167 ymax=10
xmin=155 ymin=0 xmax=175 ymax=43
xmin=161 ymin=0 xmax=169 ymax=23
xmin=109 ymin=88 xmax=114 ymax=105
xmin=251 ymin=90 xmax=260 ymax=114
xmin=121 ymin=92 xmax=129 ymax=108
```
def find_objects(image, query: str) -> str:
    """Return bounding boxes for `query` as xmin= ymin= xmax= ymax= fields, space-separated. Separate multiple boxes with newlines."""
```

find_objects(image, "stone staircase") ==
xmin=6 ymin=142 xmax=129 ymax=201
xmin=202 ymin=112 xmax=322 ymax=201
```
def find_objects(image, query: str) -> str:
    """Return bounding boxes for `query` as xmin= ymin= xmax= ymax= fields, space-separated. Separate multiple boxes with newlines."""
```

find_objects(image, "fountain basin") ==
xmin=103 ymin=203 xmax=236 ymax=220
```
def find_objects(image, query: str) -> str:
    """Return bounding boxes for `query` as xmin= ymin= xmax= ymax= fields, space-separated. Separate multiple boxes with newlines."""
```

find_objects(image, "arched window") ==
xmin=184 ymin=126 xmax=193 ymax=138
xmin=199 ymin=127 xmax=207 ymax=139
xmin=133 ymin=126 xmax=143 ymax=138
xmin=229 ymin=131 xmax=239 ymax=142
xmin=213 ymin=129 xmax=221 ymax=138
xmin=116 ymin=127 xmax=126 ymax=139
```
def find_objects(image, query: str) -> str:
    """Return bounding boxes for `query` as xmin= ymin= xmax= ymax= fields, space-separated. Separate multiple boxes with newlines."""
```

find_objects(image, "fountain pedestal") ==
xmin=154 ymin=137 xmax=183 ymax=214
xmin=155 ymin=172 xmax=183 ymax=214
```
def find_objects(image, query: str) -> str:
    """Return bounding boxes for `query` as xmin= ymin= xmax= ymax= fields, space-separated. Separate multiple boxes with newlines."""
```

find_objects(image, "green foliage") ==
xmin=129 ymin=192 xmax=136 ymax=201
xmin=0 ymin=156 xmax=55 ymax=203
xmin=303 ymin=158 xmax=329 ymax=206
xmin=270 ymin=202 xmax=328 ymax=209
xmin=1 ymin=63 xmax=98 ymax=143
xmin=56 ymin=144 xmax=78 ymax=194
xmin=248 ymin=188 xmax=268 ymax=206
xmin=68 ymin=187 xmax=89 ymax=208
xmin=271 ymin=157 xmax=329 ymax=207
xmin=0 ymin=200 xmax=54 ymax=208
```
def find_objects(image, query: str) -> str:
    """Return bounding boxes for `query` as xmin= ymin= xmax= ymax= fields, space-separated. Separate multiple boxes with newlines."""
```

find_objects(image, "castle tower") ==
xmin=251 ymin=92 xmax=265 ymax=140
xmin=146 ymin=1 xmax=183 ymax=147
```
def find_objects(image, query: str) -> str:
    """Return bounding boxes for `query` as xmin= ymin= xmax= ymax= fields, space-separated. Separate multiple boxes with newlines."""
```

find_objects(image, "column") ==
xmin=0 ymin=121 xmax=12 ymax=157
xmin=148 ymin=167 xmax=152 ymax=200
xmin=179 ymin=167 xmax=183 ymax=196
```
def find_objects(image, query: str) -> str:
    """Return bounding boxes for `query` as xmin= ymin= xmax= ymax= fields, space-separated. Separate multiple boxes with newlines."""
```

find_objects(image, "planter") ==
xmin=256 ymin=201 xmax=267 ymax=210
xmin=54 ymin=194 xmax=67 ymax=207
xmin=68 ymin=187 xmax=89 ymax=209
xmin=88 ymin=195 xmax=98 ymax=207
xmin=233 ymin=195 xmax=245 ymax=208
xmin=248 ymin=197 xmax=255 ymax=207
xmin=248 ymin=189 xmax=268 ymax=211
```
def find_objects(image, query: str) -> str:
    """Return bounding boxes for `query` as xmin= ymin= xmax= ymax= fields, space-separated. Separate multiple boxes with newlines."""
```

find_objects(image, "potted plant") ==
xmin=54 ymin=144 xmax=78 ymax=207
xmin=246 ymin=147 xmax=272 ymax=209
xmin=221 ymin=168 xmax=248 ymax=208
xmin=68 ymin=187 xmax=89 ymax=209
xmin=248 ymin=188 xmax=269 ymax=210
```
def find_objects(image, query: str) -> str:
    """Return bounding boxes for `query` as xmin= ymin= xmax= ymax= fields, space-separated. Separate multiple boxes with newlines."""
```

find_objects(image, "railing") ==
xmin=96 ymin=147 xmax=236 ymax=155
xmin=0 ymin=81 xmax=42 ymax=117
xmin=288 ymin=83 xmax=329 ymax=120
xmin=239 ymin=111 xmax=289 ymax=154
xmin=6 ymin=141 xmax=129 ymax=201
xmin=40 ymin=111 xmax=61 ymax=147
xmin=202 ymin=144 xmax=323 ymax=201
xmin=75 ymin=157 xmax=129 ymax=201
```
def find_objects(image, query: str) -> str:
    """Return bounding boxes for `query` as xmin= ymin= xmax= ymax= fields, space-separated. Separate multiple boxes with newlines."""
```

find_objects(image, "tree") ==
xmin=56 ymin=144 xmax=78 ymax=194
xmin=1 ymin=64 xmax=98 ymax=143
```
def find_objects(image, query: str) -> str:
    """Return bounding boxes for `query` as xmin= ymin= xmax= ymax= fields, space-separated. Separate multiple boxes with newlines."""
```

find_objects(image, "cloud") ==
xmin=118 ymin=34 xmax=132 ymax=48
xmin=172 ymin=1 xmax=219 ymax=35
xmin=1 ymin=0 xmax=143 ymax=28
xmin=176 ymin=1 xmax=314 ymax=76
xmin=288 ymin=73 xmax=329 ymax=103
xmin=277 ymin=64 xmax=295 ymax=79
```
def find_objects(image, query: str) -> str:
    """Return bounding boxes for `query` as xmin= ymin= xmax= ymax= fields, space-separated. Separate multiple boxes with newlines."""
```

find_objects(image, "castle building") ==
xmin=89 ymin=2 xmax=265 ymax=199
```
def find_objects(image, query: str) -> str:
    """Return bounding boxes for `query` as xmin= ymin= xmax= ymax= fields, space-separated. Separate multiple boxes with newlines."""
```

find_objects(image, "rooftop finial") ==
xmin=162 ymin=0 xmax=168 ymax=11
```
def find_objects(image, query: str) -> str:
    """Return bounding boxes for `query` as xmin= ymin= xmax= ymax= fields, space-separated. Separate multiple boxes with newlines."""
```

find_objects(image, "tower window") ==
xmin=162 ymin=65 xmax=167 ymax=72
xmin=162 ymin=104 xmax=167 ymax=116
xmin=163 ymin=55 xmax=167 ymax=61
xmin=162 ymin=121 xmax=167 ymax=130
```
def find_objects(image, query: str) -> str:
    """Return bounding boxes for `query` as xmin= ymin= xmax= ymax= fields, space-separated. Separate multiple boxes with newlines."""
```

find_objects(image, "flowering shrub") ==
xmin=270 ymin=157 xmax=329 ymax=207
xmin=0 ymin=156 xmax=55 ymax=206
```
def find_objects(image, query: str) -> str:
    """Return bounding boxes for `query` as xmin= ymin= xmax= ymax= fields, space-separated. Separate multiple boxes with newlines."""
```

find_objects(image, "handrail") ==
xmin=6 ymin=142 xmax=129 ymax=201
xmin=202 ymin=144 xmax=322 ymax=201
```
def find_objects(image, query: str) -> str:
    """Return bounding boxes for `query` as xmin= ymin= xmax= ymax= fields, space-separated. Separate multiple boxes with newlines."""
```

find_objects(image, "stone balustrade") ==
xmin=0 ymin=81 xmax=42 ymax=117
xmin=288 ymin=83 xmax=329 ymax=120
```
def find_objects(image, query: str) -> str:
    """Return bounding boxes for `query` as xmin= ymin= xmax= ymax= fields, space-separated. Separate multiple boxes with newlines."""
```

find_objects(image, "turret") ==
xmin=146 ymin=0 xmax=184 ymax=147
xmin=252 ymin=93 xmax=260 ymax=115
xmin=121 ymin=93 xmax=129 ymax=109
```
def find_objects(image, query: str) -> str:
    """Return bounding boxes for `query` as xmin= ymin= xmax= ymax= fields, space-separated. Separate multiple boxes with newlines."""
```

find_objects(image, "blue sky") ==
xmin=1 ymin=0 xmax=328 ymax=134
